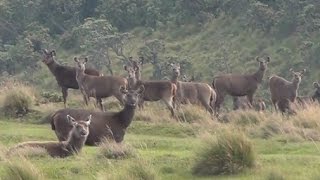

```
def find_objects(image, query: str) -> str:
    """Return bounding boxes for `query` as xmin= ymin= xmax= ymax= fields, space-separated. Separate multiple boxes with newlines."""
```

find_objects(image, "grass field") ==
xmin=0 ymin=82 xmax=320 ymax=179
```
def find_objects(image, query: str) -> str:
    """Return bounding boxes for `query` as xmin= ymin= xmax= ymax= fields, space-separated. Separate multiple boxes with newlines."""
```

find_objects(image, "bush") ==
xmin=97 ymin=139 xmax=136 ymax=159
xmin=192 ymin=131 xmax=255 ymax=176
xmin=3 ymin=90 xmax=32 ymax=117
xmin=40 ymin=91 xmax=63 ymax=103
xmin=2 ymin=157 xmax=45 ymax=180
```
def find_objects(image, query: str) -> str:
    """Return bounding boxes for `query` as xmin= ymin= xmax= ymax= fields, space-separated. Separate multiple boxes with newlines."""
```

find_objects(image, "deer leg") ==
xmin=96 ymin=98 xmax=104 ymax=111
xmin=61 ymin=87 xmax=68 ymax=108
xmin=246 ymin=94 xmax=254 ymax=108
xmin=215 ymin=92 xmax=225 ymax=116
xmin=162 ymin=98 xmax=175 ymax=117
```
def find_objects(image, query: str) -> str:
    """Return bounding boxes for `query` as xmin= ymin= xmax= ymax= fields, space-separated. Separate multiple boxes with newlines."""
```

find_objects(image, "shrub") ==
xmin=40 ymin=91 xmax=63 ymax=103
xmin=192 ymin=131 xmax=255 ymax=176
xmin=2 ymin=157 xmax=45 ymax=180
xmin=3 ymin=90 xmax=32 ymax=117
xmin=97 ymin=139 xmax=136 ymax=159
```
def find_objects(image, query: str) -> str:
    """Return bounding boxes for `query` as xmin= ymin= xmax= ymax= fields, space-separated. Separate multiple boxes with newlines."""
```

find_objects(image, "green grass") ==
xmin=1 ymin=115 xmax=320 ymax=180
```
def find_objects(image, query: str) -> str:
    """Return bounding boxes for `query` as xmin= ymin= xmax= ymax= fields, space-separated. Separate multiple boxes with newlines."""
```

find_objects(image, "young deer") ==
xmin=74 ymin=57 xmax=128 ymax=111
xmin=269 ymin=68 xmax=306 ymax=112
xmin=42 ymin=49 xmax=101 ymax=107
xmin=49 ymin=85 xmax=144 ymax=145
xmin=9 ymin=115 xmax=91 ymax=158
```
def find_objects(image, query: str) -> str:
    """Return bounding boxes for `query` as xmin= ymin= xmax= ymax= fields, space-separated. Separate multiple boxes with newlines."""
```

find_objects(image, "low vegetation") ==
xmin=97 ymin=139 xmax=137 ymax=159
xmin=192 ymin=131 xmax=255 ymax=175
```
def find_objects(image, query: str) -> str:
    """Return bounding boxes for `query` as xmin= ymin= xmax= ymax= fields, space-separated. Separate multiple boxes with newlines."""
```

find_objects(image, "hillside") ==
xmin=0 ymin=0 xmax=320 ymax=101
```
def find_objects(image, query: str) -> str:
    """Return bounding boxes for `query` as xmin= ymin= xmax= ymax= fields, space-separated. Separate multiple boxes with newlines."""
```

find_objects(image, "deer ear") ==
xmin=136 ymin=85 xmax=145 ymax=94
xmin=256 ymin=56 xmax=261 ymax=62
xmin=51 ymin=50 xmax=56 ymax=56
xmin=313 ymin=82 xmax=320 ymax=89
xmin=289 ymin=68 xmax=294 ymax=73
xmin=74 ymin=57 xmax=79 ymax=63
xmin=265 ymin=56 xmax=270 ymax=62
xmin=85 ymin=115 xmax=92 ymax=126
xmin=84 ymin=57 xmax=88 ymax=63
xmin=119 ymin=86 xmax=128 ymax=94
xmin=124 ymin=65 xmax=128 ymax=71
xmin=301 ymin=69 xmax=306 ymax=74
xmin=42 ymin=49 xmax=48 ymax=54
xmin=67 ymin=115 xmax=77 ymax=125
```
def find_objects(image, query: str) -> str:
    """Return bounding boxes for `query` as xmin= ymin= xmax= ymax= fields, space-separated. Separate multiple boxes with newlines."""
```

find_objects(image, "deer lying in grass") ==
xmin=233 ymin=96 xmax=266 ymax=112
xmin=9 ymin=115 xmax=91 ymax=158
xmin=50 ymin=85 xmax=144 ymax=145
xmin=124 ymin=60 xmax=176 ymax=117
xmin=212 ymin=56 xmax=270 ymax=115
xmin=170 ymin=63 xmax=216 ymax=116
xmin=74 ymin=57 xmax=128 ymax=111
xmin=269 ymin=68 xmax=306 ymax=112
xmin=42 ymin=49 xmax=101 ymax=107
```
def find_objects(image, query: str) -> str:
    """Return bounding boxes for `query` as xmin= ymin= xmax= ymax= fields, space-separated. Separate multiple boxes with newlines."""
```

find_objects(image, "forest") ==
xmin=0 ymin=0 xmax=320 ymax=99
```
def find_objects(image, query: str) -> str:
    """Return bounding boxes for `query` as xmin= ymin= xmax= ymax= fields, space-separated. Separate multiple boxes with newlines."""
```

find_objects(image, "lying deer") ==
xmin=49 ymin=85 xmax=144 ymax=145
xmin=9 ymin=115 xmax=91 ymax=158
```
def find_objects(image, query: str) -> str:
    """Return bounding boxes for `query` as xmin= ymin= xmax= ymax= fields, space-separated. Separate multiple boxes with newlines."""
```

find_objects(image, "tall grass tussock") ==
xmin=192 ymin=130 xmax=255 ymax=176
xmin=97 ymin=139 xmax=137 ymax=159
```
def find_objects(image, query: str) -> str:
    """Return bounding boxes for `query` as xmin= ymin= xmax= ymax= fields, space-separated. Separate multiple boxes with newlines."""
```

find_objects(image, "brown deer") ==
xmin=9 ymin=115 xmax=91 ymax=158
xmin=233 ymin=96 xmax=266 ymax=112
xmin=124 ymin=60 xmax=176 ymax=117
xmin=42 ymin=49 xmax=101 ymax=108
xmin=74 ymin=57 xmax=128 ymax=111
xmin=170 ymin=63 xmax=216 ymax=116
xmin=50 ymin=85 xmax=144 ymax=145
xmin=212 ymin=56 xmax=270 ymax=115
xmin=269 ymin=68 xmax=306 ymax=112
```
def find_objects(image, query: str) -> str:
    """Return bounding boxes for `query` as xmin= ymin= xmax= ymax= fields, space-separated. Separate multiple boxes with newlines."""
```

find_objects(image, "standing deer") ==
xmin=296 ymin=82 xmax=320 ymax=106
xmin=212 ymin=56 xmax=270 ymax=115
xmin=42 ymin=49 xmax=101 ymax=107
xmin=269 ymin=68 xmax=306 ymax=112
xmin=74 ymin=57 xmax=128 ymax=111
xmin=124 ymin=60 xmax=176 ymax=117
xmin=170 ymin=63 xmax=216 ymax=116
xmin=50 ymin=85 xmax=144 ymax=145
xmin=9 ymin=115 xmax=91 ymax=158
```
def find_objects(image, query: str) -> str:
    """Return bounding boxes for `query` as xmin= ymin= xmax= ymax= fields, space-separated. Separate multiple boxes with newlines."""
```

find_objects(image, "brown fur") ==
xmin=233 ymin=96 xmax=266 ymax=112
xmin=171 ymin=63 xmax=216 ymax=116
xmin=50 ymin=86 xmax=144 ymax=145
xmin=42 ymin=49 xmax=101 ymax=108
xmin=9 ymin=115 xmax=91 ymax=158
xmin=212 ymin=56 xmax=270 ymax=115
xmin=74 ymin=57 xmax=128 ymax=111
xmin=124 ymin=62 xmax=176 ymax=117
xmin=269 ymin=69 xmax=306 ymax=112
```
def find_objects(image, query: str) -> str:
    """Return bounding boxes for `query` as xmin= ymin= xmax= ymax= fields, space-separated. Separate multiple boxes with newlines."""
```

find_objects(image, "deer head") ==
xmin=290 ymin=68 xmax=306 ymax=84
xmin=74 ymin=57 xmax=88 ymax=71
xmin=119 ymin=85 xmax=144 ymax=107
xmin=256 ymin=56 xmax=270 ymax=71
xmin=66 ymin=114 xmax=91 ymax=138
xmin=42 ymin=49 xmax=56 ymax=65
xmin=171 ymin=63 xmax=181 ymax=78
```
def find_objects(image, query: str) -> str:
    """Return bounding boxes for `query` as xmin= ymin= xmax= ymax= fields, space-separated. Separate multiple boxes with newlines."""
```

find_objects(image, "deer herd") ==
xmin=8 ymin=49 xmax=320 ymax=158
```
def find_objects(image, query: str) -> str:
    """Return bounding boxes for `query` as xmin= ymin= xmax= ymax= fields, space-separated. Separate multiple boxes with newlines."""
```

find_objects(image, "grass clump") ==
xmin=2 ymin=157 xmax=45 ymax=180
xmin=3 ymin=90 xmax=32 ymax=117
xmin=192 ymin=130 xmax=255 ymax=176
xmin=97 ymin=139 xmax=136 ymax=159
xmin=265 ymin=169 xmax=286 ymax=180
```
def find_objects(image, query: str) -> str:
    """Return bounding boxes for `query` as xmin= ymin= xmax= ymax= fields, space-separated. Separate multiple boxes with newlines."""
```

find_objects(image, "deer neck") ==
xmin=128 ymin=77 xmax=137 ymax=89
xmin=46 ymin=60 xmax=59 ymax=74
xmin=252 ymin=68 xmax=265 ymax=83
xmin=118 ymin=104 xmax=136 ymax=129
xmin=171 ymin=74 xmax=179 ymax=84
xmin=135 ymin=70 xmax=141 ymax=81
xmin=76 ymin=68 xmax=86 ymax=84
xmin=291 ymin=79 xmax=300 ymax=90
xmin=65 ymin=130 xmax=86 ymax=154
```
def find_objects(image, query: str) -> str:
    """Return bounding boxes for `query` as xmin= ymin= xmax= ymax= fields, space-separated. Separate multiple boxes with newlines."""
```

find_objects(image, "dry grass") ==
xmin=7 ymin=146 xmax=49 ymax=159
xmin=192 ymin=130 xmax=256 ymax=175
xmin=97 ymin=139 xmax=137 ymax=159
